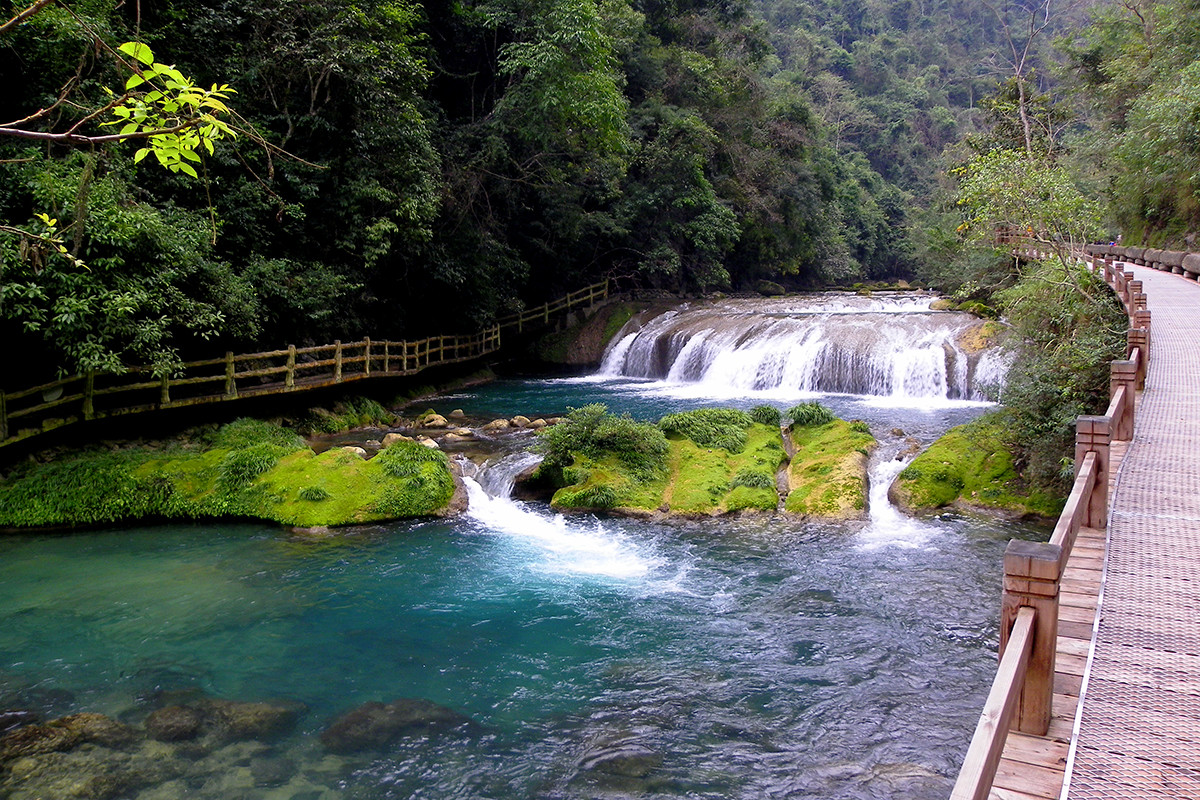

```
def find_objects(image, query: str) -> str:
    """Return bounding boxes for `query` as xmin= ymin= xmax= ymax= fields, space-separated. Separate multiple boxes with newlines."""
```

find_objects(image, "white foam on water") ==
xmin=857 ymin=456 xmax=939 ymax=551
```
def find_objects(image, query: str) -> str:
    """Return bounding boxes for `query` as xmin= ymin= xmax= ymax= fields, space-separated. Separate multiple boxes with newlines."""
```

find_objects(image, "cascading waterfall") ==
xmin=461 ymin=452 xmax=657 ymax=580
xmin=601 ymin=294 xmax=1009 ymax=401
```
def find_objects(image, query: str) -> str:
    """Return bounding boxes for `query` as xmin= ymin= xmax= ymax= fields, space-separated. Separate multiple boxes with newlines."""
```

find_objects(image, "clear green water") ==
xmin=0 ymin=378 xmax=1043 ymax=799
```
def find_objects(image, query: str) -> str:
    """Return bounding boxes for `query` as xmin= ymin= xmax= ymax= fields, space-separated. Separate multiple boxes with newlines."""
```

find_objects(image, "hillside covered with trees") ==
xmin=1 ymin=0 xmax=1196 ymax=386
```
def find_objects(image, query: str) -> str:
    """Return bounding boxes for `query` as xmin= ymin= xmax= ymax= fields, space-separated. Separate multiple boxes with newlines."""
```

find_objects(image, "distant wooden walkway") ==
xmin=1062 ymin=264 xmax=1200 ymax=798
xmin=0 ymin=280 xmax=609 ymax=450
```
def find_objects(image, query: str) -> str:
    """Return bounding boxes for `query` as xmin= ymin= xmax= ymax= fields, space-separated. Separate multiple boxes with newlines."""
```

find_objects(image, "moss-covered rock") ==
xmin=888 ymin=413 xmax=1062 ymax=518
xmin=0 ymin=419 xmax=460 ymax=529
xmin=783 ymin=420 xmax=875 ymax=519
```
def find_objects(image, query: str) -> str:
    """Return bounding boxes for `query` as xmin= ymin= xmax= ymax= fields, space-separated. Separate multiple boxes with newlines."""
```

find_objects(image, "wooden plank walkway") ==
xmin=988 ymin=442 xmax=1127 ymax=800
xmin=1060 ymin=264 xmax=1200 ymax=798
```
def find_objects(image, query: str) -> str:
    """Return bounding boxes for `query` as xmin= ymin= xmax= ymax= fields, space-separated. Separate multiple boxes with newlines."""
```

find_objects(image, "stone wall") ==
xmin=1085 ymin=244 xmax=1200 ymax=280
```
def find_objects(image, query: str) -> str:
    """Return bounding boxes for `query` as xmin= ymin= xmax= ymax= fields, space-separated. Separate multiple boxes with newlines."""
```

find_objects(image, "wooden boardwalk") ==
xmin=1061 ymin=264 xmax=1200 ymax=798
xmin=980 ymin=263 xmax=1200 ymax=799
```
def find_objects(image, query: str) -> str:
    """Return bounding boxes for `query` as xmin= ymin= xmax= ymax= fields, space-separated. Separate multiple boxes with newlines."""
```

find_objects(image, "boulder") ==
xmin=250 ymin=755 xmax=296 ymax=787
xmin=421 ymin=414 xmax=449 ymax=428
xmin=1183 ymin=252 xmax=1200 ymax=277
xmin=336 ymin=446 xmax=367 ymax=458
xmin=417 ymin=437 xmax=441 ymax=449
xmin=448 ymin=409 xmax=466 ymax=419
xmin=579 ymin=741 xmax=662 ymax=778
xmin=483 ymin=419 xmax=510 ymax=431
xmin=529 ymin=419 xmax=547 ymax=429
xmin=382 ymin=433 xmax=413 ymax=446
xmin=203 ymin=699 xmax=298 ymax=741
xmin=511 ymin=415 xmax=532 ymax=428
xmin=145 ymin=706 xmax=202 ymax=742
xmin=451 ymin=427 xmax=472 ymax=437
xmin=1162 ymin=250 xmax=1186 ymax=268
xmin=319 ymin=698 xmax=472 ymax=754
xmin=0 ymin=713 xmax=134 ymax=762
xmin=443 ymin=433 xmax=470 ymax=443
xmin=0 ymin=710 xmax=38 ymax=735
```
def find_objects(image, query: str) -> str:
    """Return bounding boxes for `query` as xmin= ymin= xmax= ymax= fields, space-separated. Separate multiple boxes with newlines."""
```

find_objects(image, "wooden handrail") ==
xmin=950 ymin=607 xmax=1037 ymax=800
xmin=0 ymin=280 xmax=597 ymax=449
xmin=955 ymin=245 xmax=1150 ymax=799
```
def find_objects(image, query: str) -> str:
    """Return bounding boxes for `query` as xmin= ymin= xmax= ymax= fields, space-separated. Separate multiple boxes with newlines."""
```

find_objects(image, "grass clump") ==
xmin=295 ymin=397 xmax=393 ymax=435
xmin=299 ymin=486 xmax=330 ymax=502
xmin=731 ymin=468 xmax=774 ymax=490
xmin=890 ymin=411 xmax=1061 ymax=518
xmin=658 ymin=408 xmax=753 ymax=453
xmin=535 ymin=404 xmax=669 ymax=482
xmin=784 ymin=419 xmax=876 ymax=518
xmin=749 ymin=405 xmax=782 ymax=427
xmin=786 ymin=402 xmax=835 ymax=427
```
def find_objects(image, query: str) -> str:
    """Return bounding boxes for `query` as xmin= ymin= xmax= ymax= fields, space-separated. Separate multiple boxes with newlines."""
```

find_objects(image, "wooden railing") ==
xmin=951 ymin=251 xmax=1150 ymax=799
xmin=497 ymin=279 xmax=609 ymax=333
xmin=0 ymin=278 xmax=611 ymax=450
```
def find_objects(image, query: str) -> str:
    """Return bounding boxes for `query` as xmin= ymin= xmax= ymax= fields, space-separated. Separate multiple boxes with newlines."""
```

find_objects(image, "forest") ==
xmin=1 ymin=0 xmax=1197 ymax=385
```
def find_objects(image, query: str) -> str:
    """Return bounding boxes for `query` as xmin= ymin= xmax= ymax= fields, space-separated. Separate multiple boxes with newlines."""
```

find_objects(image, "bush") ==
xmin=296 ymin=397 xmax=393 ymax=435
xmin=849 ymin=420 xmax=871 ymax=434
xmin=658 ymin=408 xmax=753 ymax=453
xmin=536 ymin=404 xmax=668 ymax=478
xmin=557 ymin=484 xmax=618 ymax=509
xmin=207 ymin=418 xmax=306 ymax=451
xmin=787 ymin=402 xmax=835 ymax=427
xmin=749 ymin=405 xmax=782 ymax=427
xmin=299 ymin=486 xmax=330 ymax=502
xmin=373 ymin=441 xmax=449 ymax=478
xmin=731 ymin=469 xmax=774 ymax=490
xmin=218 ymin=443 xmax=292 ymax=491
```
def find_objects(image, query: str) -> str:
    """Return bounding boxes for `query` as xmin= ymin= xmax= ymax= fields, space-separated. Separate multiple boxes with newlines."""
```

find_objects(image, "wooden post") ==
xmin=224 ymin=352 xmax=237 ymax=398
xmin=83 ymin=371 xmax=95 ymax=420
xmin=1075 ymin=415 xmax=1110 ymax=529
xmin=286 ymin=345 xmax=296 ymax=389
xmin=1127 ymin=329 xmax=1148 ymax=389
xmin=160 ymin=374 xmax=171 ymax=406
xmin=334 ymin=340 xmax=343 ymax=382
xmin=0 ymin=390 xmax=7 ymax=440
xmin=1123 ymin=271 xmax=1135 ymax=310
xmin=1110 ymin=360 xmax=1137 ymax=441
xmin=364 ymin=338 xmax=372 ymax=377
xmin=383 ymin=341 xmax=390 ymax=373
xmin=1001 ymin=540 xmax=1062 ymax=735
xmin=543 ymin=302 xmax=549 ymax=324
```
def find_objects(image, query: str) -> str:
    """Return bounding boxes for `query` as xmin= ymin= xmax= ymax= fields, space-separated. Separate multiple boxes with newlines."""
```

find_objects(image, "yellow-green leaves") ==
xmin=105 ymin=42 xmax=238 ymax=179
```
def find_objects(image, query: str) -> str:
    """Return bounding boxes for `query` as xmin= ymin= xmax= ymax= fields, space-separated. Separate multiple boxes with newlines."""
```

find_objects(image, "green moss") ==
xmin=0 ymin=420 xmax=456 ymax=529
xmin=601 ymin=302 xmax=639 ymax=347
xmin=784 ymin=420 xmax=875 ymax=518
xmin=890 ymin=412 xmax=1062 ymax=518
xmin=549 ymin=417 xmax=785 ymax=516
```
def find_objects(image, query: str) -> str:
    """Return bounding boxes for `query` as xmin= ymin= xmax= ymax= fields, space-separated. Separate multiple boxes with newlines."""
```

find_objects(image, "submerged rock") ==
xmin=144 ymin=705 xmax=203 ymax=742
xmin=319 ymin=698 xmax=473 ymax=754
xmin=0 ymin=713 xmax=135 ymax=762
xmin=579 ymin=742 xmax=662 ymax=777
xmin=0 ymin=710 xmax=38 ymax=735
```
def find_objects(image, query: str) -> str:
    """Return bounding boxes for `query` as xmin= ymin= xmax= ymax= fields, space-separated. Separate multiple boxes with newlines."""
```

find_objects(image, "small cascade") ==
xmin=462 ymin=452 xmax=655 ymax=580
xmin=600 ymin=295 xmax=1007 ymax=401
xmin=857 ymin=449 xmax=937 ymax=550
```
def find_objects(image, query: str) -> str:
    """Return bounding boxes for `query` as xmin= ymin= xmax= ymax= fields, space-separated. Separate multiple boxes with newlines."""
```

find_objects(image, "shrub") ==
xmin=373 ymin=441 xmax=449 ymax=478
xmin=732 ymin=469 xmax=774 ymax=489
xmin=849 ymin=419 xmax=871 ymax=434
xmin=750 ymin=405 xmax=782 ymax=427
xmin=299 ymin=486 xmax=330 ymax=502
xmin=557 ymin=484 xmax=618 ymax=509
xmin=787 ymin=402 xmax=834 ymax=427
xmin=218 ymin=443 xmax=292 ymax=491
xmin=207 ymin=418 xmax=306 ymax=450
xmin=658 ymin=408 xmax=753 ymax=453
xmin=536 ymin=404 xmax=668 ymax=478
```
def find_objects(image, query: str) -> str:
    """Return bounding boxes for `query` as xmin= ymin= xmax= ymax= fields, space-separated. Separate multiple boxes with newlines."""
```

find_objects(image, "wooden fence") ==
xmin=0 ymin=278 xmax=610 ymax=450
xmin=951 ymin=251 xmax=1150 ymax=799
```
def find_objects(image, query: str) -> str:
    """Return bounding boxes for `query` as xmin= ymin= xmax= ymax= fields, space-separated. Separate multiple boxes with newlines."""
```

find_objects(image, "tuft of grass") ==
xmin=786 ymin=402 xmax=835 ymax=427
xmin=299 ymin=486 xmax=330 ymax=502
xmin=295 ymin=397 xmax=393 ymax=435
xmin=536 ymin=404 xmax=668 ymax=481
xmin=658 ymin=408 xmax=753 ymax=453
xmin=749 ymin=405 xmax=782 ymax=427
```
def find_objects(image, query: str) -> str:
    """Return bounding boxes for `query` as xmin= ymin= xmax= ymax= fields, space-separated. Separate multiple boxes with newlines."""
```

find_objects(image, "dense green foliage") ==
xmin=786 ymin=401 xmax=834 ymax=427
xmin=534 ymin=403 xmax=669 ymax=480
xmin=893 ymin=411 xmax=1062 ymax=517
xmin=749 ymin=404 xmax=782 ymax=427
xmin=657 ymin=408 xmax=754 ymax=453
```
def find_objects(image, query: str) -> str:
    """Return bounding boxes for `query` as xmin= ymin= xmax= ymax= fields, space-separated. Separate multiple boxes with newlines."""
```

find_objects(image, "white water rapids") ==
xmin=601 ymin=294 xmax=1011 ymax=401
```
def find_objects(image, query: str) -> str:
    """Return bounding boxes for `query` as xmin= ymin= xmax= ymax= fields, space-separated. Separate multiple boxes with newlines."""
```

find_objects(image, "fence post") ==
xmin=224 ymin=352 xmax=237 ymax=398
xmin=1127 ymin=329 xmax=1148 ymax=390
xmin=160 ymin=374 xmax=171 ymax=406
xmin=286 ymin=345 xmax=296 ymax=389
xmin=334 ymin=340 xmax=343 ymax=382
xmin=83 ymin=371 xmax=95 ymax=420
xmin=1109 ymin=361 xmax=1136 ymax=441
xmin=383 ymin=341 xmax=390 ymax=373
xmin=1001 ymin=539 xmax=1062 ymax=735
xmin=0 ymin=390 xmax=7 ymax=440
xmin=364 ymin=338 xmax=372 ymax=377
xmin=1075 ymin=415 xmax=1110 ymax=529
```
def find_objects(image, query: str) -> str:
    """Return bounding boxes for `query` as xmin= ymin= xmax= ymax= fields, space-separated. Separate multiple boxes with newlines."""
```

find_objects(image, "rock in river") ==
xmin=320 ymin=698 xmax=473 ymax=754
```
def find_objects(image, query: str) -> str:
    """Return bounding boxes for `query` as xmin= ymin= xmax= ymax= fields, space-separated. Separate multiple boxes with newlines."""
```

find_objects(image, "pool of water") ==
xmin=0 ymin=377 xmax=1044 ymax=800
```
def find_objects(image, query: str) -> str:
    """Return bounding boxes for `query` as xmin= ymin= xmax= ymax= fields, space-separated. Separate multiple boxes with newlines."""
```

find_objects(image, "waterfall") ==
xmin=599 ymin=294 xmax=1007 ymax=401
xmin=462 ymin=452 xmax=656 ymax=580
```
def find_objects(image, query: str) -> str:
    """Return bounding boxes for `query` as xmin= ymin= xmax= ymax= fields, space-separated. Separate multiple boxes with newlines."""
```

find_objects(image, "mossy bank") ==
xmin=888 ymin=411 xmax=1062 ymax=519
xmin=527 ymin=404 xmax=876 ymax=519
xmin=0 ymin=419 xmax=461 ymax=530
